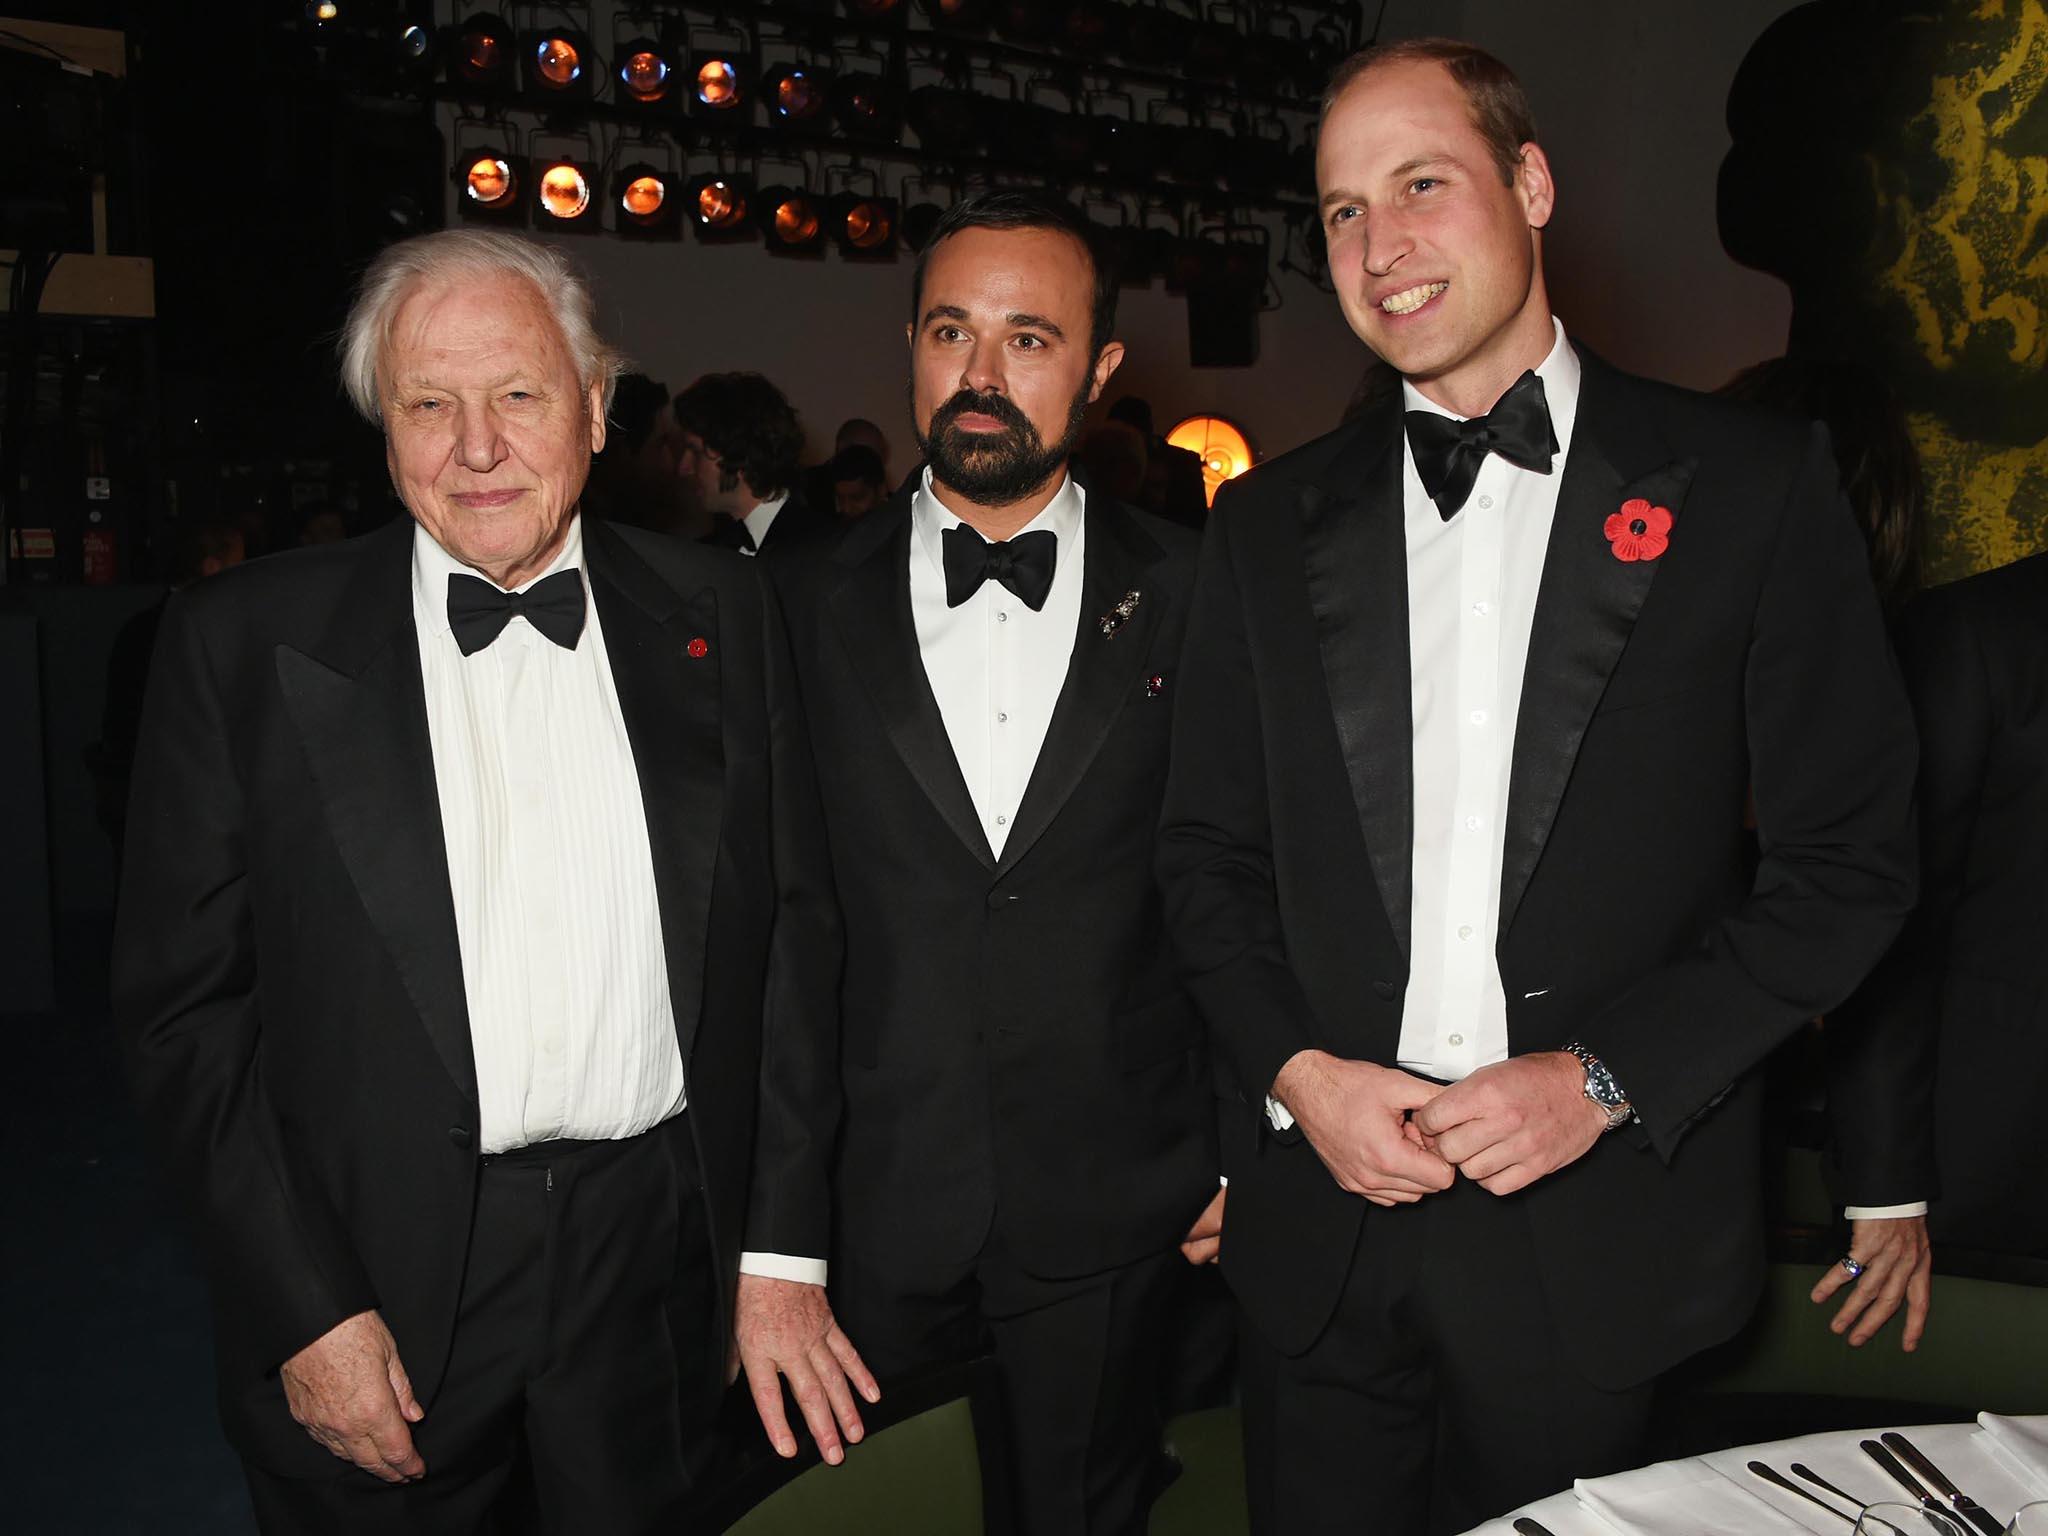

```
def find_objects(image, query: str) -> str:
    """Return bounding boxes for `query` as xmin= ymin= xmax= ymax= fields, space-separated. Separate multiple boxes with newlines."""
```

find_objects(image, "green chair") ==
xmin=708 ymin=1360 xmax=1015 ymax=1535
xmin=1150 ymin=1405 xmax=1249 ymax=1536
xmin=1694 ymin=1257 xmax=2048 ymax=1415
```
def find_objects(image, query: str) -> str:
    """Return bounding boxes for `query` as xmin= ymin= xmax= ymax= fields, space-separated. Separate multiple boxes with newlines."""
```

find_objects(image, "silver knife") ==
xmin=1747 ymin=1460 xmax=1858 ymax=1526
xmin=1510 ymin=1520 xmax=1559 ymax=1536
xmin=1862 ymin=1438 xmax=1946 ymax=1514
xmin=1881 ymin=1432 xmax=2006 ymax=1536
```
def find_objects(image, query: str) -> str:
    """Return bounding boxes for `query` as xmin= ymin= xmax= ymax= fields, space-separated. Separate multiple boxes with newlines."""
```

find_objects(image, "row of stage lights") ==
xmin=431 ymin=12 xmax=1310 ymax=192
xmin=417 ymin=4 xmax=1340 ymax=102
xmin=455 ymin=148 xmax=1274 ymax=307
xmin=459 ymin=152 xmax=917 ymax=257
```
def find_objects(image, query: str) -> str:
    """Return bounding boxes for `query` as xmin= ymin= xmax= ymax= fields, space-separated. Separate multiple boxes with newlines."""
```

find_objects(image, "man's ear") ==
xmin=1087 ymin=341 xmax=1127 ymax=403
xmin=1516 ymin=142 xmax=1556 ymax=231
xmin=587 ymin=380 xmax=609 ymax=455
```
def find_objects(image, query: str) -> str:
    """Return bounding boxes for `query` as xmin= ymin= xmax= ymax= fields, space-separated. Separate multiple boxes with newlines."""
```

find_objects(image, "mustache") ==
xmin=929 ymin=389 xmax=1036 ymax=441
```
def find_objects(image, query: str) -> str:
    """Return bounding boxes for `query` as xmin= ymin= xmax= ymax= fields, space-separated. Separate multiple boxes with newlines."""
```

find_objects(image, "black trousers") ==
xmin=245 ymin=1113 xmax=722 ymax=1536
xmin=831 ymin=1225 xmax=1182 ymax=1536
xmin=1238 ymin=1175 xmax=1655 ymax=1536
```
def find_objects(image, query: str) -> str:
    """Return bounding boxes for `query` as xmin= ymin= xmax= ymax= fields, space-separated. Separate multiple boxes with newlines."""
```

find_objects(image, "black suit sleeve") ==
xmin=1823 ymin=592 xmax=1986 ymax=1207
xmin=1157 ymin=484 xmax=1321 ymax=1107
xmin=111 ymin=595 xmax=378 ymax=1370
xmin=1579 ymin=426 xmax=1920 ymax=1159
xmin=741 ymin=575 xmax=844 ymax=1261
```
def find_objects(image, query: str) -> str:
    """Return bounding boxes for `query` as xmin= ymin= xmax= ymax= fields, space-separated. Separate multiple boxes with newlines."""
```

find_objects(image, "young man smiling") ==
xmin=1159 ymin=39 xmax=1919 ymax=1534
xmin=752 ymin=190 xmax=1220 ymax=1535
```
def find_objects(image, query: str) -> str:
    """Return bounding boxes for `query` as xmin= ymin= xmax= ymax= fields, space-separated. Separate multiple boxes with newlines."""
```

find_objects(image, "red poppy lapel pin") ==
xmin=1145 ymin=674 xmax=1166 ymax=698
xmin=1604 ymin=498 xmax=1673 ymax=562
xmin=1099 ymin=589 xmax=1142 ymax=638
xmin=687 ymin=636 xmax=710 ymax=658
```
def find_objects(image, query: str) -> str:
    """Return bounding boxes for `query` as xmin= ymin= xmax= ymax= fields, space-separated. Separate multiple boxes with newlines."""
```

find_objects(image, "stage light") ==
xmin=1101 ymin=222 xmax=1153 ymax=286
xmin=908 ymin=85 xmax=978 ymax=149
xmin=1121 ymin=6 xmax=1185 ymax=65
xmin=920 ymin=0 xmax=984 ymax=29
xmin=525 ymin=29 xmax=591 ymax=96
xmin=687 ymin=175 xmax=754 ymax=240
xmin=902 ymin=200 xmax=946 ymax=251
xmin=308 ymin=2 xmax=341 ymax=23
xmin=457 ymin=151 xmax=526 ymax=223
xmin=762 ymin=65 xmax=831 ymax=124
xmin=450 ymin=12 xmax=514 ymax=89
xmin=616 ymin=40 xmax=673 ymax=105
xmin=1064 ymin=0 xmax=1121 ymax=55
xmin=690 ymin=53 xmax=751 ymax=117
xmin=994 ymin=0 xmax=1054 ymax=44
xmin=535 ymin=158 xmax=599 ymax=228
xmin=614 ymin=163 xmax=682 ymax=239
xmin=833 ymin=73 xmax=901 ymax=142
xmin=758 ymin=185 xmax=826 ymax=254
xmin=1167 ymin=125 xmax=1229 ymax=185
xmin=1098 ymin=116 xmax=1157 ymax=180
xmin=1166 ymin=415 xmax=1255 ymax=506
xmin=833 ymin=193 xmax=899 ymax=259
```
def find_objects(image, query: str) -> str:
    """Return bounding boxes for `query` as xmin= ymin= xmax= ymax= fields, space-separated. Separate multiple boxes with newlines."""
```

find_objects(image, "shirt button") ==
xmin=996 ymin=611 xmax=1009 ymax=623
xmin=997 ymin=712 xmax=1008 ymax=723
xmin=1473 ymin=601 xmax=1491 ymax=616
xmin=1477 ymin=494 xmax=1494 ymax=510
xmin=996 ymin=814 xmax=1008 ymax=826
xmin=1469 ymin=709 xmax=1488 ymax=725
xmin=1457 ymin=924 xmax=1474 ymax=940
xmin=1465 ymin=815 xmax=1483 ymax=831
xmin=1448 ymin=1033 xmax=1465 ymax=1047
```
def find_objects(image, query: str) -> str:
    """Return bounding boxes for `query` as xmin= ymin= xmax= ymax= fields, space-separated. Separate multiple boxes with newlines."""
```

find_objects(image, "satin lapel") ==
xmin=828 ymin=498 xmax=995 ymax=869
xmin=273 ymin=518 xmax=477 ymax=1106
xmin=584 ymin=520 xmax=724 ymax=1067
xmin=996 ymin=497 xmax=1163 ymax=875
xmin=1497 ymin=358 xmax=1696 ymax=937
xmin=1302 ymin=399 xmax=1415 ymax=958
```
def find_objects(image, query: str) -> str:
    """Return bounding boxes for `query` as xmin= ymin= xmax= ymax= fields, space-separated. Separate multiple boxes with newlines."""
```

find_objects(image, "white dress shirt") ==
xmin=412 ymin=515 xmax=686 ymax=1155
xmin=909 ymin=467 xmax=1087 ymax=859
xmin=739 ymin=472 xmax=1091 ymax=1281
xmin=737 ymin=490 xmax=790 ymax=554
xmin=1396 ymin=319 xmax=1581 ymax=1080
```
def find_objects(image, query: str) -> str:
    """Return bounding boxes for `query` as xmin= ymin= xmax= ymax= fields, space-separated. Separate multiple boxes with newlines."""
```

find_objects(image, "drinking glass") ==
xmin=1853 ymin=1504 xmax=1966 ymax=1536
xmin=2005 ymin=1503 xmax=2048 ymax=1536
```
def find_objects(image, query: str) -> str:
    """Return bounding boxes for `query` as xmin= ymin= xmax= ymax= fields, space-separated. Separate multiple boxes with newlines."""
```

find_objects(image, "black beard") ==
xmin=913 ymin=380 xmax=1092 ymax=506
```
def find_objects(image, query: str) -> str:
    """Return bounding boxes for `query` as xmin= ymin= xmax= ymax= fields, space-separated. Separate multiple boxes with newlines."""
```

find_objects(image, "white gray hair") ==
xmin=337 ymin=229 xmax=627 ymax=424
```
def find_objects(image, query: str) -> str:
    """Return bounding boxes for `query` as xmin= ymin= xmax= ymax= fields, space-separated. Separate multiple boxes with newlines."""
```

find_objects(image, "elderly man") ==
xmin=112 ymin=229 xmax=848 ymax=1532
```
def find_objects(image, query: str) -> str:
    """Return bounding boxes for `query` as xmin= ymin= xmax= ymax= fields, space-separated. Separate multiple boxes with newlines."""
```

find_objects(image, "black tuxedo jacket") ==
xmin=1158 ymin=352 xmax=1918 ymax=1388
xmin=774 ymin=480 xmax=1218 ymax=1281
xmin=111 ymin=515 xmax=839 ymax=1472
xmin=1829 ymin=551 xmax=2048 ymax=1253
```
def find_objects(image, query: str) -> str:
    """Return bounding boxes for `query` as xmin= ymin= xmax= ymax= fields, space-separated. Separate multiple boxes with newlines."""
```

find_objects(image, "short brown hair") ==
xmin=1321 ymin=37 xmax=1538 ymax=186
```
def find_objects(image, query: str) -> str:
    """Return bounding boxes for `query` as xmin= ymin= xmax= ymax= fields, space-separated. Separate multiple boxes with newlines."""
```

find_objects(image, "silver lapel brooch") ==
xmin=1098 ymin=589 xmax=1142 ymax=638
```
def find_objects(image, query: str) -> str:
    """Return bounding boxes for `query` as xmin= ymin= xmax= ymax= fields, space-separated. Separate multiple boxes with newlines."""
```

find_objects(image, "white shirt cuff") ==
xmin=1844 ymin=1202 xmax=1929 ymax=1221
xmin=739 ymin=1251 xmax=829 ymax=1286
xmin=1265 ymin=1093 xmax=1296 ymax=1131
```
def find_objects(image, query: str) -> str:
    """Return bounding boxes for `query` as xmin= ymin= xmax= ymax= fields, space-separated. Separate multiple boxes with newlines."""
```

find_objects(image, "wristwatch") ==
xmin=1563 ymin=1041 xmax=1635 ymax=1131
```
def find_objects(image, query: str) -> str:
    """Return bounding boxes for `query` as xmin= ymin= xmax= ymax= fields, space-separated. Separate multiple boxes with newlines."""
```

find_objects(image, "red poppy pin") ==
xmin=687 ymin=636 xmax=710 ymax=659
xmin=1604 ymin=498 xmax=1673 ymax=562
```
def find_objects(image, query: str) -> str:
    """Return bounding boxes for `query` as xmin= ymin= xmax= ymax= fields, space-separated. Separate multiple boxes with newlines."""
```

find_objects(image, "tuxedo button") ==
xmin=448 ymin=1126 xmax=472 ymax=1150
xmin=988 ymin=892 xmax=1017 ymax=909
xmin=1372 ymin=980 xmax=1398 ymax=1001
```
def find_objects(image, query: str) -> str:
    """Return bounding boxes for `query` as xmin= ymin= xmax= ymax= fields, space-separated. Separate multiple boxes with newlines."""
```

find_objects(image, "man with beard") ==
xmin=744 ymin=190 xmax=1220 ymax=1534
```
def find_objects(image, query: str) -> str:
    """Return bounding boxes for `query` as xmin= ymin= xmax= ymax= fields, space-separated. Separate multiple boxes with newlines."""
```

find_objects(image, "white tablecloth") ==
xmin=1459 ymin=1415 xmax=2048 ymax=1535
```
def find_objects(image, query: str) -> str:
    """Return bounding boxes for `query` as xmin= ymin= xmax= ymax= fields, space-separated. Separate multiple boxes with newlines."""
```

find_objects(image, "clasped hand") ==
xmin=1276 ymin=1049 xmax=1607 ymax=1202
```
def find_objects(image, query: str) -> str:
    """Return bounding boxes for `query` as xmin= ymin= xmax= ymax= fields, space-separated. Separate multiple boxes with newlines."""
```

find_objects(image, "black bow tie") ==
xmin=712 ymin=517 xmax=757 ymax=554
xmin=446 ymin=568 xmax=586 ymax=656
xmin=942 ymin=525 xmax=1058 ymax=612
xmin=1404 ymin=369 xmax=1559 ymax=521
